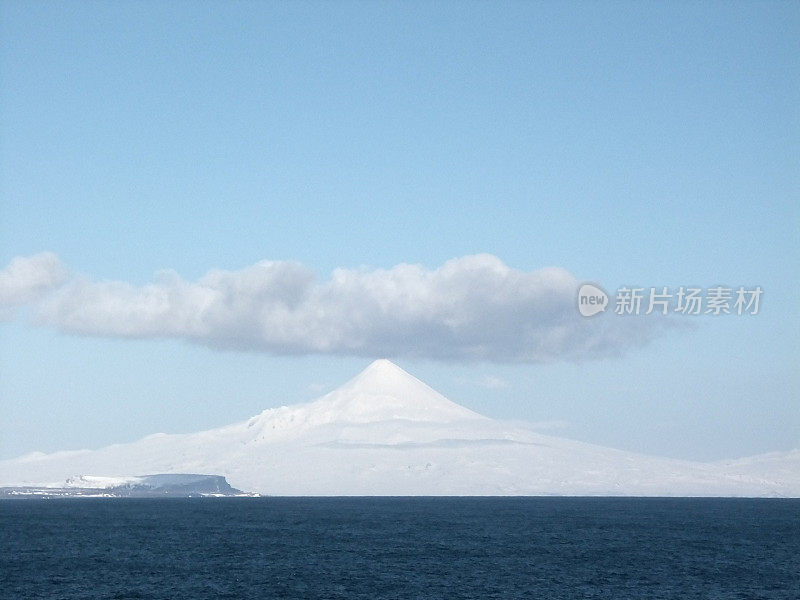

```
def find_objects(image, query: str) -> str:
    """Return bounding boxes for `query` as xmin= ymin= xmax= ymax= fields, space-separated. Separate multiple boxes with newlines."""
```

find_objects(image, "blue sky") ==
xmin=1 ymin=1 xmax=798 ymax=461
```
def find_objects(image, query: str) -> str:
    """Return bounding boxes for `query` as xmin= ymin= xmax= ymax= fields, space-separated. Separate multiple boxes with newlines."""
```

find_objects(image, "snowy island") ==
xmin=0 ymin=474 xmax=250 ymax=498
xmin=1 ymin=360 xmax=798 ymax=497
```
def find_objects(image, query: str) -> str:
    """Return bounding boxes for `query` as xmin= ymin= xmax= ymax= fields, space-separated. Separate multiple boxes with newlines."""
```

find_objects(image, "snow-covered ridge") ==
xmin=64 ymin=475 xmax=142 ymax=488
xmin=1 ymin=360 xmax=798 ymax=497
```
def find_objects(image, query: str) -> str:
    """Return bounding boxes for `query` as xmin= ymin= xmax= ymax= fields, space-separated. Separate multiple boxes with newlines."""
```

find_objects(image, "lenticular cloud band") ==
xmin=2 ymin=252 xmax=659 ymax=362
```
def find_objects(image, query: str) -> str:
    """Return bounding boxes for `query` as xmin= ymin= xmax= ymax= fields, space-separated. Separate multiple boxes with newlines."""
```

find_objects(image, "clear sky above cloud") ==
xmin=1 ymin=2 xmax=798 ymax=461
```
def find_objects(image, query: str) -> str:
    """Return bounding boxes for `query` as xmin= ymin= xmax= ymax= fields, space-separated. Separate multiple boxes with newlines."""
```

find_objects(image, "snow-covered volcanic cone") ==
xmin=2 ymin=360 xmax=798 ymax=496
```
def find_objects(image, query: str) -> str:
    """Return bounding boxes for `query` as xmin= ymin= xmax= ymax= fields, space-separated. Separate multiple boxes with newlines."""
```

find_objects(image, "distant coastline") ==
xmin=0 ymin=474 xmax=250 ymax=499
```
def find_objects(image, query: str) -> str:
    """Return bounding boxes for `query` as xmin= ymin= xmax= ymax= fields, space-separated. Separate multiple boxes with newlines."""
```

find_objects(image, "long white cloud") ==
xmin=0 ymin=252 xmax=69 ymax=320
xmin=3 ymin=252 xmax=660 ymax=362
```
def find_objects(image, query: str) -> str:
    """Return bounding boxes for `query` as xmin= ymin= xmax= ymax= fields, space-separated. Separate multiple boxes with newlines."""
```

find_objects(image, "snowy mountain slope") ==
xmin=1 ymin=360 xmax=798 ymax=496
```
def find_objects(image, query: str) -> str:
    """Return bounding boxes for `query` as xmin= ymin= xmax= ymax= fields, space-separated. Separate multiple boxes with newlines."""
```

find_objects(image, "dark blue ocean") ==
xmin=2 ymin=497 xmax=798 ymax=599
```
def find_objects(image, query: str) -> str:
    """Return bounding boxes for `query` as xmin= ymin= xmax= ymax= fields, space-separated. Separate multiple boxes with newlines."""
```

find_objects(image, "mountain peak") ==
xmin=349 ymin=359 xmax=424 ymax=391
xmin=323 ymin=359 xmax=482 ymax=423
xmin=359 ymin=358 xmax=406 ymax=377
xmin=243 ymin=360 xmax=484 ymax=440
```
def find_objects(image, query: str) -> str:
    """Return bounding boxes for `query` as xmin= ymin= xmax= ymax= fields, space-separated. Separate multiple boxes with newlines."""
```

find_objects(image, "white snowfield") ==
xmin=2 ymin=360 xmax=798 ymax=496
